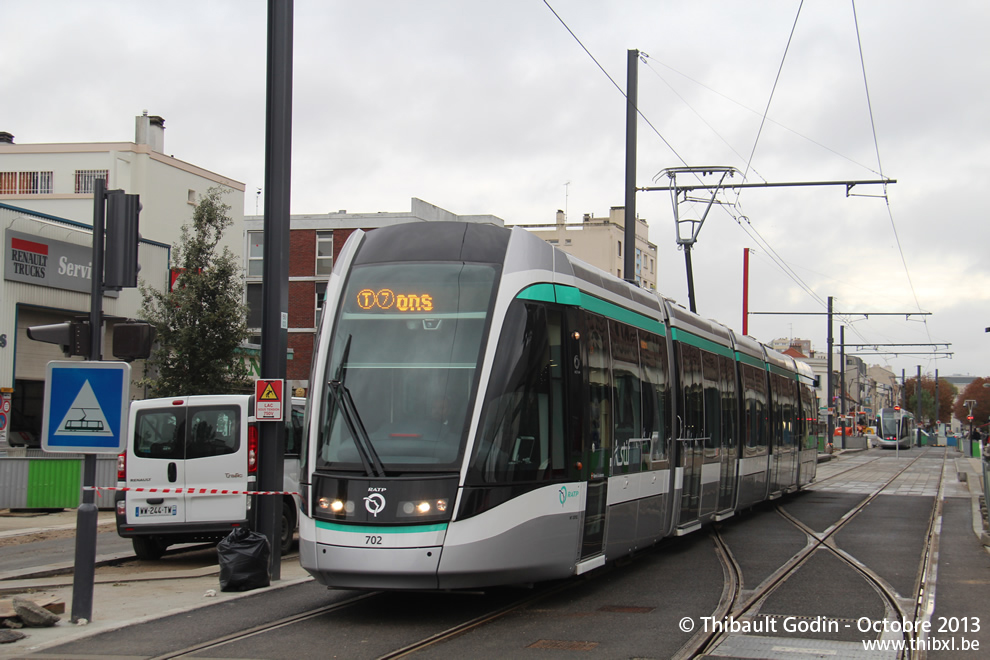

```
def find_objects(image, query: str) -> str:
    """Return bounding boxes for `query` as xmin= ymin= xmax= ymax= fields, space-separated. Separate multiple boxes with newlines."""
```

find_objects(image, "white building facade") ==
xmin=510 ymin=207 xmax=658 ymax=291
xmin=0 ymin=114 xmax=244 ymax=446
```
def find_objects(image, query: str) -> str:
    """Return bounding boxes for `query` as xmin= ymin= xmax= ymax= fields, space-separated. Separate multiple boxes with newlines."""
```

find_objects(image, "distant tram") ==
xmin=297 ymin=222 xmax=819 ymax=590
xmin=876 ymin=407 xmax=914 ymax=449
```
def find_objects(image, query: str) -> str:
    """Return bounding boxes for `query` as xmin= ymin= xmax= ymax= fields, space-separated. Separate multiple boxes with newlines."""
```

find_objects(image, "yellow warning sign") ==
xmin=255 ymin=379 xmax=284 ymax=421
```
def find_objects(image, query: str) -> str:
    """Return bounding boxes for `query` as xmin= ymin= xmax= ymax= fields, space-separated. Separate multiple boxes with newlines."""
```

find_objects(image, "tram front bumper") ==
xmin=300 ymin=538 xmax=443 ymax=590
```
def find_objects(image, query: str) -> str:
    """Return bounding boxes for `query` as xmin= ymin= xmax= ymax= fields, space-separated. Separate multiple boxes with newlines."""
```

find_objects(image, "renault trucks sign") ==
xmin=4 ymin=229 xmax=117 ymax=296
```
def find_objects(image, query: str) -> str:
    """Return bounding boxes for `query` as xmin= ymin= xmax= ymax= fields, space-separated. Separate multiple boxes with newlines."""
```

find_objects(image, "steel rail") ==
xmin=684 ymin=447 xmax=943 ymax=659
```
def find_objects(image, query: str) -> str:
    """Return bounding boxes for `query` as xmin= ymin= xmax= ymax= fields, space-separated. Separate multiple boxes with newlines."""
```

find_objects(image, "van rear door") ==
xmin=182 ymin=397 xmax=249 ymax=523
xmin=126 ymin=400 xmax=188 ymax=525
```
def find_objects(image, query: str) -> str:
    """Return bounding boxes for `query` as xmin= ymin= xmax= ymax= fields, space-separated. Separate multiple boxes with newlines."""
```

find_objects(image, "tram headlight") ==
xmin=318 ymin=497 xmax=349 ymax=514
xmin=397 ymin=499 xmax=449 ymax=518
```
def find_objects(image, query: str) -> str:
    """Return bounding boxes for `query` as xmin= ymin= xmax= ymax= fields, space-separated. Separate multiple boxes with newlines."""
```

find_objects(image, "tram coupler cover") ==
xmin=218 ymin=528 xmax=271 ymax=592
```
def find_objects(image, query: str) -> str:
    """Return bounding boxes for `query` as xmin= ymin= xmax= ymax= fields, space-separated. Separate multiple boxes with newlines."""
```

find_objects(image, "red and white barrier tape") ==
xmin=84 ymin=486 xmax=299 ymax=496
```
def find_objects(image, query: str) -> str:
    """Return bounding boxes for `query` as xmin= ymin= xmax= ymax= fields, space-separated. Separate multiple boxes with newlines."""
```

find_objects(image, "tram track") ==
xmin=148 ymin=577 xmax=581 ymax=660
xmin=76 ymin=448 xmax=950 ymax=660
xmin=681 ymin=447 xmax=947 ymax=660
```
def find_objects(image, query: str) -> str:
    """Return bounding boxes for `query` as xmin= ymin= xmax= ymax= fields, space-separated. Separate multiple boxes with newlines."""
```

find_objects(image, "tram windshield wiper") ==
xmin=328 ymin=379 xmax=386 ymax=478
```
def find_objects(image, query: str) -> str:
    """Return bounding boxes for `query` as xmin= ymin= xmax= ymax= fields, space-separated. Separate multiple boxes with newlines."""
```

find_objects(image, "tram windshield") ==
xmin=316 ymin=262 xmax=497 ymax=471
xmin=879 ymin=408 xmax=912 ymax=440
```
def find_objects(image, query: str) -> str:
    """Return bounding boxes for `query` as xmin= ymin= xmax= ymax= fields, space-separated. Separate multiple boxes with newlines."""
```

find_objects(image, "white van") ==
xmin=114 ymin=394 xmax=304 ymax=560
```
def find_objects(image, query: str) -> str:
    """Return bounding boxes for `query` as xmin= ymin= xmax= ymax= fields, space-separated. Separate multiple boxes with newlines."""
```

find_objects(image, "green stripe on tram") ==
xmin=735 ymin=352 xmax=766 ymax=369
xmin=669 ymin=327 xmax=734 ymax=359
xmin=768 ymin=363 xmax=796 ymax=378
xmin=316 ymin=521 xmax=448 ymax=534
xmin=516 ymin=284 xmax=666 ymax=336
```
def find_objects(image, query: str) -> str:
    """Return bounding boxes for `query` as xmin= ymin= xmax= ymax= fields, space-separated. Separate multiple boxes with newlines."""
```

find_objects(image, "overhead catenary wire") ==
xmin=736 ymin=0 xmax=804 ymax=203
xmin=544 ymin=0 xmax=935 ymax=371
xmin=543 ymin=0 xmax=825 ymax=310
xmin=541 ymin=0 xmax=689 ymax=169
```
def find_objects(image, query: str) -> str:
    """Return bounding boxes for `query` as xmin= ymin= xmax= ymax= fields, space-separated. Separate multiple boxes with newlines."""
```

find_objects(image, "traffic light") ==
xmin=26 ymin=321 xmax=90 ymax=357
xmin=104 ymin=191 xmax=141 ymax=289
xmin=112 ymin=321 xmax=156 ymax=361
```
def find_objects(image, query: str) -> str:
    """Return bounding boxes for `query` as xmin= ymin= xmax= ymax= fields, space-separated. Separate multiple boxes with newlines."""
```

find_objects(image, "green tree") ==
xmin=140 ymin=187 xmax=250 ymax=397
xmin=903 ymin=376 xmax=958 ymax=426
xmin=953 ymin=377 xmax=990 ymax=431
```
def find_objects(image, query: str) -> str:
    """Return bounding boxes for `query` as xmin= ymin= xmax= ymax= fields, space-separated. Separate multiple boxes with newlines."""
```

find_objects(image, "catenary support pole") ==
xmin=257 ymin=0 xmax=293 ymax=580
xmin=840 ymin=325 xmax=846 ymax=450
xmin=623 ymin=49 xmax=638 ymax=286
xmin=742 ymin=247 xmax=749 ymax=335
xmin=916 ymin=365 xmax=922 ymax=447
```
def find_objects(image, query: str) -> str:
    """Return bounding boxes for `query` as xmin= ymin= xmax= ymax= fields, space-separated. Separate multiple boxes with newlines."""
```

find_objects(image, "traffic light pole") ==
xmin=70 ymin=178 xmax=108 ymax=623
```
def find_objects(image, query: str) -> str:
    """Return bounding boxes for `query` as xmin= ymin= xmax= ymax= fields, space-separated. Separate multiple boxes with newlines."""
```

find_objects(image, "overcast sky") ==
xmin=4 ymin=1 xmax=988 ymax=385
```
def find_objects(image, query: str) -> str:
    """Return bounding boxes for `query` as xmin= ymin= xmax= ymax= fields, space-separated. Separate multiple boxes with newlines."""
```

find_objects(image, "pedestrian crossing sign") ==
xmin=255 ymin=378 xmax=284 ymax=421
xmin=42 ymin=361 xmax=131 ymax=453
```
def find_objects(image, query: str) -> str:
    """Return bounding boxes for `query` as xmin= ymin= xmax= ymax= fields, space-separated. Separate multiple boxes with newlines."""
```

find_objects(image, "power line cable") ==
xmin=737 ymin=0 xmax=804 ymax=201
xmin=541 ymin=0 xmax=689 ymax=168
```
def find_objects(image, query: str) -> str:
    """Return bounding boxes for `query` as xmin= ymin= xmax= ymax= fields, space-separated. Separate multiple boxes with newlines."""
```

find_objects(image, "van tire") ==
xmin=133 ymin=536 xmax=167 ymax=560
xmin=280 ymin=500 xmax=295 ymax=554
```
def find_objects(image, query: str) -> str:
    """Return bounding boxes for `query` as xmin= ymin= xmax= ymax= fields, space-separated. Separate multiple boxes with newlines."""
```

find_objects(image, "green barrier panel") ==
xmin=26 ymin=459 xmax=81 ymax=509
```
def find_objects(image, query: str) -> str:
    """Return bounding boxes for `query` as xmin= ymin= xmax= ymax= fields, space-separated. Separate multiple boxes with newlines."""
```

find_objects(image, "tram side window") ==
xmin=640 ymin=332 xmax=671 ymax=465
xmin=771 ymin=374 xmax=797 ymax=449
xmin=701 ymin=350 xmax=722 ymax=451
xmin=610 ymin=320 xmax=642 ymax=475
xmin=720 ymin=356 xmax=737 ymax=451
xmin=679 ymin=344 xmax=704 ymax=440
xmin=585 ymin=313 xmax=612 ymax=476
xmin=741 ymin=363 xmax=768 ymax=454
xmin=470 ymin=301 xmax=562 ymax=484
xmin=799 ymin=383 xmax=816 ymax=450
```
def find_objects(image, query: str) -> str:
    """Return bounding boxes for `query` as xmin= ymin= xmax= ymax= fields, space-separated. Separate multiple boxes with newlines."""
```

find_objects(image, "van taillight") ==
xmin=117 ymin=452 xmax=126 ymax=480
xmin=248 ymin=424 xmax=258 ymax=474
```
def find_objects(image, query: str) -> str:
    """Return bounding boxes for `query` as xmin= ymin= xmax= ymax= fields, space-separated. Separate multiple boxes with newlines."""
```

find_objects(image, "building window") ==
xmin=0 ymin=171 xmax=54 ymax=194
xmin=247 ymin=231 xmax=264 ymax=277
xmin=617 ymin=241 xmax=622 ymax=257
xmin=74 ymin=170 xmax=109 ymax=194
xmin=316 ymin=230 xmax=333 ymax=275
xmin=246 ymin=283 xmax=263 ymax=329
xmin=187 ymin=189 xmax=197 ymax=205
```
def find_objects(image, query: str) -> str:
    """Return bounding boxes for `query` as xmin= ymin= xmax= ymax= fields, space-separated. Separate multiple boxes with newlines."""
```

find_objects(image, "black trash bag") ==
xmin=218 ymin=527 xmax=271 ymax=592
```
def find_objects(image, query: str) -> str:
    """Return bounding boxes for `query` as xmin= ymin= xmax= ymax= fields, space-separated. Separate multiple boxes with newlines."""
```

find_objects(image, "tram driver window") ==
xmin=470 ymin=301 xmax=563 ymax=484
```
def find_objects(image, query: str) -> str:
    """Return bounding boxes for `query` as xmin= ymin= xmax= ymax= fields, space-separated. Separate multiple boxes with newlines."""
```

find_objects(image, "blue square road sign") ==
xmin=42 ymin=361 xmax=131 ymax=454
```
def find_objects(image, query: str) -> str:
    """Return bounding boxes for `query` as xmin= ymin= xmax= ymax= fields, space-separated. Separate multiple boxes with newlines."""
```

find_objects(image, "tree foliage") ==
xmin=139 ymin=187 xmax=250 ymax=397
xmin=952 ymin=377 xmax=990 ymax=430
xmin=903 ymin=376 xmax=958 ymax=425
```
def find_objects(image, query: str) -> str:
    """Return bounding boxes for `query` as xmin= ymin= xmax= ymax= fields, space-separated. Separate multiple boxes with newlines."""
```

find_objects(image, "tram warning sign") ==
xmin=255 ymin=379 xmax=284 ymax=421
xmin=41 ymin=361 xmax=131 ymax=453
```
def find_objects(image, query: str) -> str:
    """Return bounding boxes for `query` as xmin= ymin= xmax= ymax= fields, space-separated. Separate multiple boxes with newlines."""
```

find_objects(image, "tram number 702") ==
xmin=365 ymin=535 xmax=384 ymax=545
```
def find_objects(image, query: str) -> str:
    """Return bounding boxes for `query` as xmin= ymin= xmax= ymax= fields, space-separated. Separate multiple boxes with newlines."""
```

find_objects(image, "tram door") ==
xmin=716 ymin=355 xmax=738 ymax=514
xmin=578 ymin=313 xmax=610 ymax=560
xmin=677 ymin=345 xmax=705 ymax=530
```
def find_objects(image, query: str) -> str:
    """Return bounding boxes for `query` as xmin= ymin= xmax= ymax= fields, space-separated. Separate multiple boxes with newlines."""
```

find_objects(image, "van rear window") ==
xmin=133 ymin=406 xmax=241 ymax=460
xmin=134 ymin=409 xmax=182 ymax=459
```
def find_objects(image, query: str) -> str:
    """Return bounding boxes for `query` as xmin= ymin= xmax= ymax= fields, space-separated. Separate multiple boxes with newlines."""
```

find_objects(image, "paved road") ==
xmin=6 ymin=447 xmax=989 ymax=659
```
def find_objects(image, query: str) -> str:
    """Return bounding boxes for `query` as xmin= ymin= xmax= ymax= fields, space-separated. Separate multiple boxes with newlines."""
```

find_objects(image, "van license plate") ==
xmin=136 ymin=505 xmax=177 ymax=517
